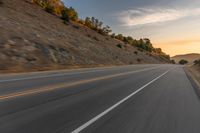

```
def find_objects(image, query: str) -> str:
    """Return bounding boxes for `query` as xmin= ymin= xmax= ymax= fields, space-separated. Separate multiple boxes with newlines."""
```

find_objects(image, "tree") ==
xmin=171 ymin=60 xmax=176 ymax=64
xmin=61 ymin=7 xmax=79 ymax=21
xmin=33 ymin=0 xmax=64 ymax=15
xmin=153 ymin=48 xmax=162 ymax=54
xmin=102 ymin=25 xmax=112 ymax=35
xmin=126 ymin=36 xmax=134 ymax=44
xmin=84 ymin=17 xmax=111 ymax=35
xmin=61 ymin=7 xmax=69 ymax=21
xmin=35 ymin=0 xmax=79 ymax=22
xmin=179 ymin=59 xmax=188 ymax=65
xmin=85 ymin=17 xmax=92 ymax=28
xmin=67 ymin=7 xmax=78 ymax=21
xmin=111 ymin=33 xmax=116 ymax=38
xmin=45 ymin=3 xmax=55 ymax=13
xmin=115 ymin=34 xmax=124 ymax=41
xmin=78 ymin=19 xmax=85 ymax=25
xmin=133 ymin=38 xmax=154 ymax=52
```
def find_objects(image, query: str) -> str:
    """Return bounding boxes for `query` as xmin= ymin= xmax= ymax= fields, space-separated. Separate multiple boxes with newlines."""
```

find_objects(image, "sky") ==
xmin=63 ymin=0 xmax=200 ymax=56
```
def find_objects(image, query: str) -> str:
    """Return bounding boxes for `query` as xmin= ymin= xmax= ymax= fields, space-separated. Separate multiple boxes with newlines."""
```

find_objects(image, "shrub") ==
xmin=69 ymin=7 xmax=78 ymax=21
xmin=129 ymin=61 xmax=133 ymax=64
xmin=61 ymin=8 xmax=69 ymax=21
xmin=102 ymin=26 xmax=112 ymax=35
xmin=194 ymin=59 xmax=200 ymax=65
xmin=171 ymin=60 xmax=176 ymax=64
xmin=45 ymin=4 xmax=55 ymax=13
xmin=0 ymin=0 xmax=3 ymax=5
xmin=111 ymin=33 xmax=115 ymax=38
xmin=63 ymin=20 xmax=69 ymax=25
xmin=60 ymin=7 xmax=78 ymax=21
xmin=137 ymin=48 xmax=143 ymax=52
xmin=115 ymin=34 xmax=124 ymax=41
xmin=33 ymin=0 xmax=78 ymax=21
xmin=135 ymin=38 xmax=154 ymax=52
xmin=134 ymin=51 xmax=138 ymax=55
xmin=179 ymin=59 xmax=188 ymax=65
xmin=93 ymin=36 xmax=99 ymax=41
xmin=78 ymin=19 xmax=85 ymax=25
xmin=84 ymin=17 xmax=112 ymax=36
xmin=116 ymin=44 xmax=122 ymax=49
xmin=160 ymin=54 xmax=170 ymax=60
xmin=84 ymin=17 xmax=92 ymax=28
xmin=137 ymin=58 xmax=141 ymax=62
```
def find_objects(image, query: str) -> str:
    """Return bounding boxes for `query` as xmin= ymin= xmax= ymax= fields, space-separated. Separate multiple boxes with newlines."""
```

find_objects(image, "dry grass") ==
xmin=0 ymin=0 xmax=169 ymax=73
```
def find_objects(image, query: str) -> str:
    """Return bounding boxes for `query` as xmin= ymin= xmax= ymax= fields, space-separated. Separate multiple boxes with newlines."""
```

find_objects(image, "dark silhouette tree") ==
xmin=179 ymin=59 xmax=188 ymax=65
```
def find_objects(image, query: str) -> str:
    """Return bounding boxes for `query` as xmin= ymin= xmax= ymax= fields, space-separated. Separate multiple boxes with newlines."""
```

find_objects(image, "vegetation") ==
xmin=33 ymin=0 xmax=170 ymax=61
xmin=32 ymin=0 xmax=78 ymax=20
xmin=113 ymin=34 xmax=170 ymax=60
xmin=0 ymin=0 xmax=3 ymax=5
xmin=179 ymin=59 xmax=188 ymax=65
xmin=84 ymin=17 xmax=112 ymax=35
xmin=32 ymin=0 xmax=63 ymax=15
xmin=116 ymin=44 xmax=122 ymax=49
xmin=194 ymin=59 xmax=200 ymax=65
xmin=134 ymin=51 xmax=138 ymax=55
xmin=171 ymin=59 xmax=176 ymax=64
xmin=62 ymin=7 xmax=78 ymax=21
xmin=45 ymin=4 xmax=55 ymax=13
xmin=137 ymin=58 xmax=142 ymax=62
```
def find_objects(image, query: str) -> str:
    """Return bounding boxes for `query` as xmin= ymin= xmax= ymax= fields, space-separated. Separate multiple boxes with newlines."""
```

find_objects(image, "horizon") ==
xmin=64 ymin=0 xmax=200 ymax=56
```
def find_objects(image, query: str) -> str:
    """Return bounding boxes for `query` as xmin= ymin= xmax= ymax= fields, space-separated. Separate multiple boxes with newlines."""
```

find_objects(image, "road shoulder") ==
xmin=184 ymin=65 xmax=200 ymax=97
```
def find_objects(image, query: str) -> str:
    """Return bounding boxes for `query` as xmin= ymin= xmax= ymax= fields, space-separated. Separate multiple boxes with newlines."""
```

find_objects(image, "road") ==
xmin=0 ymin=64 xmax=200 ymax=133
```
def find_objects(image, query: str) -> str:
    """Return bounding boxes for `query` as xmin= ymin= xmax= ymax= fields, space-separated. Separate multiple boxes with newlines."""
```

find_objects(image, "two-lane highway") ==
xmin=0 ymin=64 xmax=200 ymax=133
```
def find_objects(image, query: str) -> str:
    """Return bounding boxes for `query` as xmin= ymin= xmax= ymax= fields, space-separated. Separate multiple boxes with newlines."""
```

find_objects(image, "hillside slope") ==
xmin=172 ymin=53 xmax=200 ymax=64
xmin=0 ymin=0 xmax=170 ymax=73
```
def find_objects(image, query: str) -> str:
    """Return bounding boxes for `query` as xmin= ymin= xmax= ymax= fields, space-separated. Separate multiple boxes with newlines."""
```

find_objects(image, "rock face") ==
xmin=0 ymin=0 xmax=170 ymax=72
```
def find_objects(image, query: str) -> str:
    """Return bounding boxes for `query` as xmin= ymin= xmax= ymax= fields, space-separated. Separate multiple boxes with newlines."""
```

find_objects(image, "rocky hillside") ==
xmin=0 ymin=0 xmax=170 ymax=73
xmin=172 ymin=53 xmax=200 ymax=64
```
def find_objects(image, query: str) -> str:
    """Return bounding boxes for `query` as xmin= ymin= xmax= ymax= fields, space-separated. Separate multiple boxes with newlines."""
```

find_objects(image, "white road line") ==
xmin=71 ymin=68 xmax=171 ymax=133
xmin=0 ymin=66 xmax=162 ymax=100
xmin=0 ymin=66 xmax=160 ymax=83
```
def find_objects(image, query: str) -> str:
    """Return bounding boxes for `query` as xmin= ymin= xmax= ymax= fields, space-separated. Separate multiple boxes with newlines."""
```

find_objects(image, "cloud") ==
xmin=117 ymin=8 xmax=200 ymax=26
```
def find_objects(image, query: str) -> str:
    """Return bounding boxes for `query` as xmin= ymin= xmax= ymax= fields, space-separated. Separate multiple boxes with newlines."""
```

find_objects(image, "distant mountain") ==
xmin=172 ymin=53 xmax=200 ymax=64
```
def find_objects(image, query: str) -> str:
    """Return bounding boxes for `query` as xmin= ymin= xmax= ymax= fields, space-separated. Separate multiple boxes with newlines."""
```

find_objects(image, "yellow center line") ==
xmin=0 ymin=66 xmax=160 ymax=100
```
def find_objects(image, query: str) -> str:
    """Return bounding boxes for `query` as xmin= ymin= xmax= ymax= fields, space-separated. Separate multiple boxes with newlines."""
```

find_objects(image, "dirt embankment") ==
xmin=185 ymin=65 xmax=200 ymax=90
xmin=0 ymin=0 xmax=170 ymax=73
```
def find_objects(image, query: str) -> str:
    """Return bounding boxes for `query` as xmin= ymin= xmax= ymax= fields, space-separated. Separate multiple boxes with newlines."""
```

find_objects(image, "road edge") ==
xmin=184 ymin=67 xmax=200 ymax=98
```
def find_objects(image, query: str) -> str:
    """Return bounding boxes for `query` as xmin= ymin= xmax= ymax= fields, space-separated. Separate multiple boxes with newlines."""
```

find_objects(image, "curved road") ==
xmin=0 ymin=64 xmax=200 ymax=133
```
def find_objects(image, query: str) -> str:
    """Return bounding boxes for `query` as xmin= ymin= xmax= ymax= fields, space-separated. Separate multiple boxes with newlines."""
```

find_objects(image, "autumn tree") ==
xmin=67 ymin=7 xmax=78 ymax=21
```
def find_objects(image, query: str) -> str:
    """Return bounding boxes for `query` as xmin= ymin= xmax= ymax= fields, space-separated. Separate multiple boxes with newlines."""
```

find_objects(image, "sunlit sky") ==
xmin=63 ymin=0 xmax=200 ymax=56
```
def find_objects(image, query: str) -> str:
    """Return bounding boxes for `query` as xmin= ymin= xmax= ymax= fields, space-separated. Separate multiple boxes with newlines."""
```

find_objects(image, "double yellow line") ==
xmin=0 ymin=66 xmax=160 ymax=101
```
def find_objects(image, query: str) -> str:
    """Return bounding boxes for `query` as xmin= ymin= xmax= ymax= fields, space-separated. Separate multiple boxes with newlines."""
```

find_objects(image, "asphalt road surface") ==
xmin=0 ymin=64 xmax=200 ymax=133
